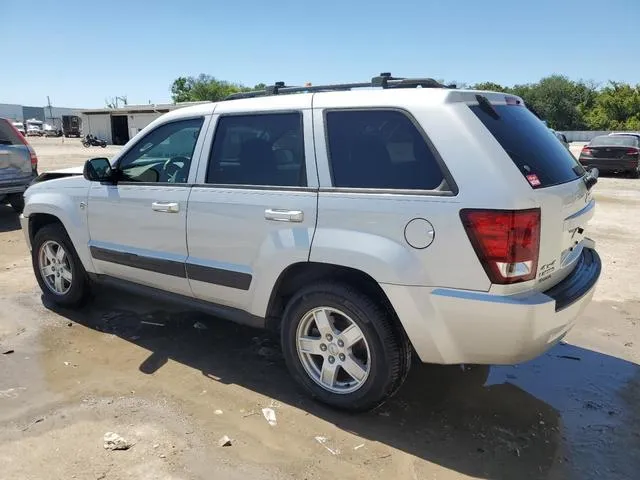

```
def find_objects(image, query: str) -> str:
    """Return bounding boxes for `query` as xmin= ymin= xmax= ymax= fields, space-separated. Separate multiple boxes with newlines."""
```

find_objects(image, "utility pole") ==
xmin=46 ymin=96 xmax=54 ymax=123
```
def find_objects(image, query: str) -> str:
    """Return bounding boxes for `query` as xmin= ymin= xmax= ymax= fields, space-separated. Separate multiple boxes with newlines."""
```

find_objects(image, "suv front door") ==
xmin=87 ymin=116 xmax=208 ymax=296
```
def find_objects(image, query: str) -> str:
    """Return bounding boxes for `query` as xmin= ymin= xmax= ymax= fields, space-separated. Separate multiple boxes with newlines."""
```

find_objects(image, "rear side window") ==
xmin=470 ymin=103 xmax=584 ymax=188
xmin=207 ymin=113 xmax=306 ymax=187
xmin=0 ymin=120 xmax=24 ymax=146
xmin=325 ymin=110 xmax=445 ymax=190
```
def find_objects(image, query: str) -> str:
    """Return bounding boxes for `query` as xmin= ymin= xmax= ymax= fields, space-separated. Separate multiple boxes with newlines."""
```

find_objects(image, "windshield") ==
xmin=591 ymin=135 xmax=638 ymax=147
xmin=470 ymin=103 xmax=584 ymax=188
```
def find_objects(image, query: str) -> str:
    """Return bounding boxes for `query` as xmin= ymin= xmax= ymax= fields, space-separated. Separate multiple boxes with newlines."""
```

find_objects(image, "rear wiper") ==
xmin=475 ymin=94 xmax=500 ymax=120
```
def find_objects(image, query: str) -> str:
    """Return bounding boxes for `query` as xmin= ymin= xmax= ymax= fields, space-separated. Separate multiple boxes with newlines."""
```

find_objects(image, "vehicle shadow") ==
xmin=48 ymin=289 xmax=640 ymax=480
xmin=0 ymin=205 xmax=21 ymax=232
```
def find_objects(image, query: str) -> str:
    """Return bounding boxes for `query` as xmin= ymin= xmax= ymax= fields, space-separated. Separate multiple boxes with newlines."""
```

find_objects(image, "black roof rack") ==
xmin=224 ymin=72 xmax=455 ymax=100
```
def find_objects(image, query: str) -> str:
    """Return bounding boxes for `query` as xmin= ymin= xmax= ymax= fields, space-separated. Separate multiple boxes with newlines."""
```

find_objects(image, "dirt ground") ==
xmin=0 ymin=137 xmax=639 ymax=479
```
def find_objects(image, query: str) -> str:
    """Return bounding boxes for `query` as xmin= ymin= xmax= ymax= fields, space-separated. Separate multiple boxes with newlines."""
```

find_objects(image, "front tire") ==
xmin=82 ymin=141 xmax=90 ymax=147
xmin=32 ymin=223 xmax=89 ymax=307
xmin=281 ymin=282 xmax=411 ymax=412
xmin=8 ymin=193 xmax=24 ymax=213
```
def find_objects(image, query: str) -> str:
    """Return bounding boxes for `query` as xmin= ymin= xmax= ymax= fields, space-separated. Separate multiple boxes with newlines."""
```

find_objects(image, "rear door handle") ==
xmin=152 ymin=201 xmax=179 ymax=213
xmin=264 ymin=208 xmax=304 ymax=222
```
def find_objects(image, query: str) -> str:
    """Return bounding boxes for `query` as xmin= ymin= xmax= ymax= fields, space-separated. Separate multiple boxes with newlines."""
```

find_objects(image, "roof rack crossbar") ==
xmin=223 ymin=73 xmax=455 ymax=100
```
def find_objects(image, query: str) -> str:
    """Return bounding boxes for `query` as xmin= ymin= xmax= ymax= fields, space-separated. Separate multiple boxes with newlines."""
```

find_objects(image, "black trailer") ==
xmin=62 ymin=115 xmax=82 ymax=137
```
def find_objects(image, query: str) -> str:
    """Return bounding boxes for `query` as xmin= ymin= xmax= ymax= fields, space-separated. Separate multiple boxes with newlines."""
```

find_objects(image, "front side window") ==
xmin=207 ymin=113 xmax=306 ymax=187
xmin=325 ymin=110 xmax=445 ymax=190
xmin=116 ymin=117 xmax=204 ymax=183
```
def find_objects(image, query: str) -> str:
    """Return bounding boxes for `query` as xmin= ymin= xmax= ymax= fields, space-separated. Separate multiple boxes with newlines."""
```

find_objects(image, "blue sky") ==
xmin=2 ymin=0 xmax=639 ymax=108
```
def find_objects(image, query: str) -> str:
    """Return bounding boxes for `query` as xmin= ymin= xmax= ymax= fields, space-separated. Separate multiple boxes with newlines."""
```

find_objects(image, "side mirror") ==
xmin=83 ymin=158 xmax=113 ymax=182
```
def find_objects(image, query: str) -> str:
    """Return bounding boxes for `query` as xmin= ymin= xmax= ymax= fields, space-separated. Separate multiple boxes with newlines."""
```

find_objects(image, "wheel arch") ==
xmin=24 ymin=199 xmax=95 ymax=273
xmin=265 ymin=262 xmax=410 ymax=345
xmin=29 ymin=213 xmax=64 ymax=245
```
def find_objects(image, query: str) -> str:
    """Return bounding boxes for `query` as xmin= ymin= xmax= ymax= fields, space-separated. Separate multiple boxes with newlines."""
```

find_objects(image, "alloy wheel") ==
xmin=296 ymin=306 xmax=371 ymax=394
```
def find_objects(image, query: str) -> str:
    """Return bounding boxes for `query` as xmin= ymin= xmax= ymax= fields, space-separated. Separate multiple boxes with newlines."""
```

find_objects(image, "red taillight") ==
xmin=28 ymin=146 xmax=38 ymax=170
xmin=460 ymin=209 xmax=541 ymax=285
xmin=626 ymin=148 xmax=639 ymax=156
xmin=581 ymin=146 xmax=592 ymax=156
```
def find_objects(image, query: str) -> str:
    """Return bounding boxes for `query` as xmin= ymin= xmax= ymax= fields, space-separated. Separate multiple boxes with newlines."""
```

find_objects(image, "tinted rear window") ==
xmin=0 ymin=120 xmax=24 ymax=146
xmin=470 ymin=103 xmax=583 ymax=188
xmin=590 ymin=135 xmax=638 ymax=147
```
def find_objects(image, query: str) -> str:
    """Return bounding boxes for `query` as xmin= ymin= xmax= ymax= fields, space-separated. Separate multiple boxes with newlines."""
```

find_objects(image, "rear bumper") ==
xmin=0 ymin=179 xmax=32 ymax=195
xmin=382 ymin=247 xmax=601 ymax=365
xmin=580 ymin=158 xmax=638 ymax=172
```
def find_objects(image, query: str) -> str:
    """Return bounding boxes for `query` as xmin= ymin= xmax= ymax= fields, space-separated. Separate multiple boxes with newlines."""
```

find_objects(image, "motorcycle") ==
xmin=82 ymin=134 xmax=107 ymax=148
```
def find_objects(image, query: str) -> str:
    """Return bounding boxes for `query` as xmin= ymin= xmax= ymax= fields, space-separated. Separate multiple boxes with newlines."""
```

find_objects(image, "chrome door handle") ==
xmin=152 ymin=201 xmax=179 ymax=213
xmin=264 ymin=208 xmax=304 ymax=222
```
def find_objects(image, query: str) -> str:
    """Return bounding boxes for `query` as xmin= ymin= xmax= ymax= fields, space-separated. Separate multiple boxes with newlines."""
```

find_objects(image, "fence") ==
xmin=561 ymin=131 xmax=629 ymax=142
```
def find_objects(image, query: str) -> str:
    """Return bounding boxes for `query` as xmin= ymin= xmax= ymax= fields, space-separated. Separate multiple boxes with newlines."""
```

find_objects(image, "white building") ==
xmin=81 ymin=102 xmax=209 ymax=145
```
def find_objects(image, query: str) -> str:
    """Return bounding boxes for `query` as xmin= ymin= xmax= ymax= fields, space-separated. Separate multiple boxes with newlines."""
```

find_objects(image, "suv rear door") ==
xmin=186 ymin=99 xmax=318 ymax=318
xmin=0 ymin=119 xmax=34 ymax=188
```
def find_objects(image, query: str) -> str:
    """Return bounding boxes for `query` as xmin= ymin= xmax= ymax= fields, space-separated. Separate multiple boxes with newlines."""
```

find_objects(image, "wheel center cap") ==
xmin=328 ymin=343 xmax=340 ymax=355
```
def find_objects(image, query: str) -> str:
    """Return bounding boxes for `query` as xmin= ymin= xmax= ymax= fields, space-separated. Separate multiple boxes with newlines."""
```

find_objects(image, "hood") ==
xmin=50 ymin=166 xmax=84 ymax=175
xmin=31 ymin=166 xmax=84 ymax=185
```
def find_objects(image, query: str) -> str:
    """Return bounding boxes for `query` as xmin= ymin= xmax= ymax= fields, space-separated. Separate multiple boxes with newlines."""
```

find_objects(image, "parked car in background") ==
xmin=12 ymin=121 xmax=25 ymax=136
xmin=579 ymin=134 xmax=640 ymax=178
xmin=608 ymin=132 xmax=640 ymax=141
xmin=43 ymin=124 xmax=63 ymax=137
xmin=26 ymin=119 xmax=44 ymax=137
xmin=0 ymin=118 xmax=38 ymax=213
xmin=26 ymin=126 xmax=43 ymax=137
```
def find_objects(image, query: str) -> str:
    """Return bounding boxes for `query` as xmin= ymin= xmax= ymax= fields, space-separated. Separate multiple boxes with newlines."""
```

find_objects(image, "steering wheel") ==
xmin=162 ymin=156 xmax=190 ymax=183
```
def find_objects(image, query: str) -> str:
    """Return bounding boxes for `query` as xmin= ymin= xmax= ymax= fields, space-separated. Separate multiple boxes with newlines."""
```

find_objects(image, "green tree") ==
xmin=584 ymin=82 xmax=640 ymax=130
xmin=170 ymin=77 xmax=192 ymax=103
xmin=509 ymin=75 xmax=594 ymax=130
xmin=170 ymin=75 xmax=268 ymax=103
xmin=471 ymin=82 xmax=509 ymax=92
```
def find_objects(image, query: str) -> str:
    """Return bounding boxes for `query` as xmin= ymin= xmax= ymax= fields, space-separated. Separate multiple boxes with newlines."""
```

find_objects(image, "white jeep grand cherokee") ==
xmin=20 ymin=74 xmax=601 ymax=411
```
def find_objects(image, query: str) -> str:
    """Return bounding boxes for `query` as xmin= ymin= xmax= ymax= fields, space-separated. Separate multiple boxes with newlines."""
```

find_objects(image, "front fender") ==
xmin=23 ymin=187 xmax=94 ymax=273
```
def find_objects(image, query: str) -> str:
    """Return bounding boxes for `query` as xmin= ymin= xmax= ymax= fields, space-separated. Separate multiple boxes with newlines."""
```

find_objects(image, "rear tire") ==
xmin=8 ymin=194 xmax=24 ymax=214
xmin=281 ymin=282 xmax=411 ymax=412
xmin=629 ymin=168 xmax=640 ymax=179
xmin=32 ymin=223 xmax=89 ymax=307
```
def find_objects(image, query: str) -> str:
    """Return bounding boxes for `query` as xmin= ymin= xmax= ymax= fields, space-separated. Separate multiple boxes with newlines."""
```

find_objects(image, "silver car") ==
xmin=0 ymin=117 xmax=38 ymax=213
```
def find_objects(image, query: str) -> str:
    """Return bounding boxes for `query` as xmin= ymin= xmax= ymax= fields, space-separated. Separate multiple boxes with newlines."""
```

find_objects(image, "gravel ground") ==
xmin=0 ymin=138 xmax=638 ymax=479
